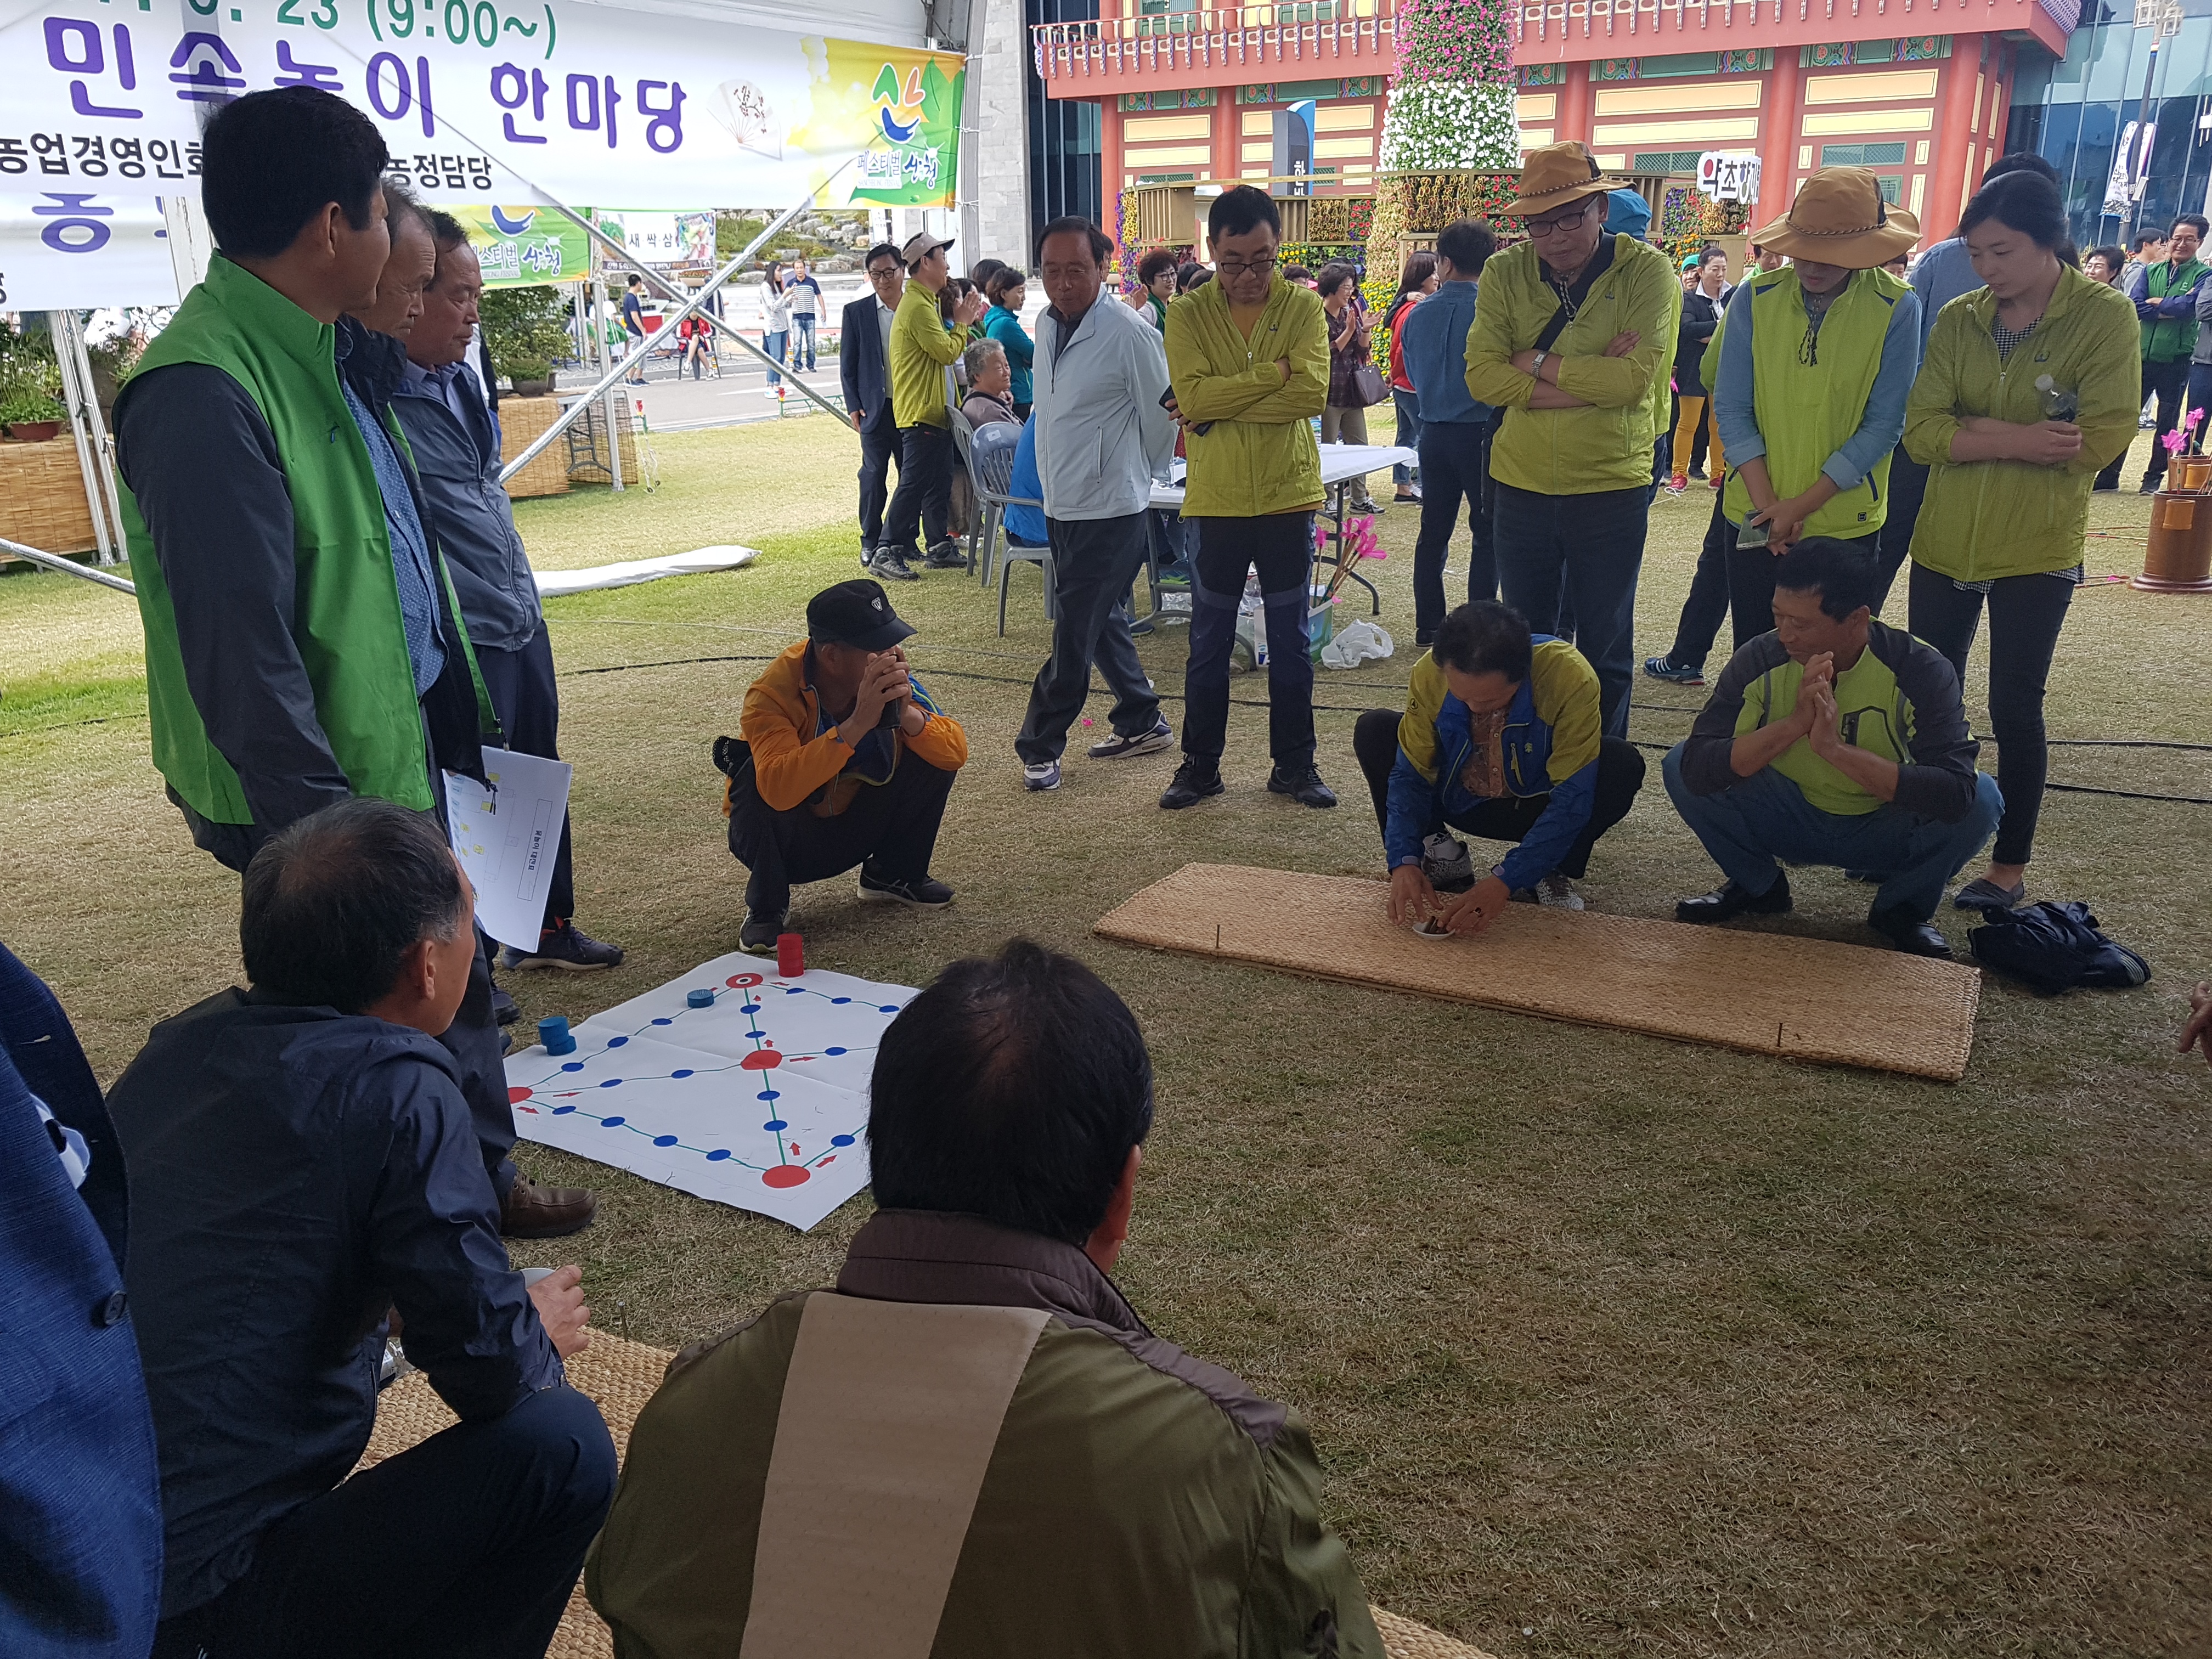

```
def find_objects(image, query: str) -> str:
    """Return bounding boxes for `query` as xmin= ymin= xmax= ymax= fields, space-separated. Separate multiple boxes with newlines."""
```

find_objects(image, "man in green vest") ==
xmin=113 ymin=86 xmax=595 ymax=1238
xmin=1663 ymin=539 xmax=2001 ymax=959
xmin=2124 ymin=212 xmax=2207 ymax=492
xmin=1711 ymin=166 xmax=1923 ymax=645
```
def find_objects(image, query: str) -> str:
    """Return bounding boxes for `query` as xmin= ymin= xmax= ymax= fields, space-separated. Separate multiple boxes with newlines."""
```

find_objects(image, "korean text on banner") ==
xmin=1 ymin=8 xmax=964 ymax=212
xmin=0 ymin=191 xmax=177 ymax=308
xmin=444 ymin=747 xmax=573 ymax=953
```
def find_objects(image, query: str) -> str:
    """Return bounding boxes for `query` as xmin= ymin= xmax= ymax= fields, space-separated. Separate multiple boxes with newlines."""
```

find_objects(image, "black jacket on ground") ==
xmin=107 ymin=990 xmax=562 ymax=1618
xmin=839 ymin=292 xmax=893 ymax=435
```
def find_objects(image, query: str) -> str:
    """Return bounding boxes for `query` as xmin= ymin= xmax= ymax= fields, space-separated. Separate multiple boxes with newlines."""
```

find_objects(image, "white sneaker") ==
xmin=1534 ymin=872 xmax=1585 ymax=910
xmin=1421 ymin=831 xmax=1474 ymax=890
xmin=1022 ymin=760 xmax=1061 ymax=792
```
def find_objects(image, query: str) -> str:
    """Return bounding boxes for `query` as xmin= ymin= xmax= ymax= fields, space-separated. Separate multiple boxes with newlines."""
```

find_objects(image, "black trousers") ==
xmin=882 ymin=423 xmax=955 ymax=557
xmin=1726 ymin=526 xmax=1879 ymax=652
xmin=2140 ymin=358 xmax=2190 ymax=486
xmin=1351 ymin=712 xmax=1646 ymax=881
xmin=1908 ymin=562 xmax=2072 ymax=868
xmin=856 ymin=420 xmax=901 ymax=554
xmin=1663 ymin=490 xmax=1735 ymax=671
xmin=473 ymin=628 xmax=574 ymax=930
xmin=1183 ymin=514 xmax=1315 ymax=768
xmin=1873 ymin=445 xmax=1927 ymax=614
xmin=1412 ymin=416 xmax=1497 ymax=640
xmin=149 ymin=1385 xmax=616 ymax=1659
xmin=1015 ymin=512 xmax=1162 ymax=764
xmin=726 ymin=752 xmax=956 ymax=915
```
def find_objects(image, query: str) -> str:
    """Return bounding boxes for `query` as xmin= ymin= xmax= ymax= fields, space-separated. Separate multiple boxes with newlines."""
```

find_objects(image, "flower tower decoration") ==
xmin=1377 ymin=0 xmax=1520 ymax=174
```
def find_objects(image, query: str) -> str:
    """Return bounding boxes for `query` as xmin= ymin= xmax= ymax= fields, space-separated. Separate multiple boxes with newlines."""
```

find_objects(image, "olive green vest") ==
xmin=121 ymin=256 xmax=486 ymax=823
xmin=1734 ymin=643 xmax=1912 ymax=816
xmin=1723 ymin=266 xmax=1904 ymax=539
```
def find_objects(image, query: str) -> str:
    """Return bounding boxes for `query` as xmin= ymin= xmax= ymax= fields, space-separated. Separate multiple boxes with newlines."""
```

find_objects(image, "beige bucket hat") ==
xmin=1506 ymin=142 xmax=1620 ymax=217
xmin=1750 ymin=167 xmax=1921 ymax=268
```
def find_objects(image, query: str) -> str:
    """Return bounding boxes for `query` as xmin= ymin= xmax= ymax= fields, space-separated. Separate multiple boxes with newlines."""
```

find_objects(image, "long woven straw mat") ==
xmin=1095 ymin=861 xmax=1981 ymax=1081
xmin=361 ymin=1334 xmax=1499 ymax=1659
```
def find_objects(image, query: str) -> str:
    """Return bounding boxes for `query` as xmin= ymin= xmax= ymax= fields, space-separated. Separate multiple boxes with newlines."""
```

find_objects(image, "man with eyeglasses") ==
xmin=1159 ymin=186 xmax=1335 ymax=811
xmin=842 ymin=242 xmax=907 ymax=571
xmin=1465 ymin=142 xmax=1681 ymax=741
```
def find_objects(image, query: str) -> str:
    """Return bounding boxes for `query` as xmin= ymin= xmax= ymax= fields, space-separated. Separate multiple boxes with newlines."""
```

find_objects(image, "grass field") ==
xmin=3 ymin=409 xmax=2208 ymax=1657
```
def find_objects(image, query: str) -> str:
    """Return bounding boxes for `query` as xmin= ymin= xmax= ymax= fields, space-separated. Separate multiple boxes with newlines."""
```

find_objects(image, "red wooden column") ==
xmin=1558 ymin=61 xmax=1592 ymax=151
xmin=1926 ymin=44 xmax=1986 ymax=242
xmin=1756 ymin=55 xmax=1802 ymax=232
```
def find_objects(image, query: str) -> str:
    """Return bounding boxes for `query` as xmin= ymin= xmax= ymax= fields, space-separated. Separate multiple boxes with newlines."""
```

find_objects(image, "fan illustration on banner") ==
xmin=504 ymin=953 xmax=915 ymax=1230
xmin=711 ymin=80 xmax=782 ymax=159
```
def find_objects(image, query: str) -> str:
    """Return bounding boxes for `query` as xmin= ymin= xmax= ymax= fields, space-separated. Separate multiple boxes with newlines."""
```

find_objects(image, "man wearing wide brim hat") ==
xmin=874 ymin=232 xmax=989 ymax=582
xmin=1708 ymin=166 xmax=1923 ymax=642
xmin=1465 ymin=141 xmax=1682 ymax=742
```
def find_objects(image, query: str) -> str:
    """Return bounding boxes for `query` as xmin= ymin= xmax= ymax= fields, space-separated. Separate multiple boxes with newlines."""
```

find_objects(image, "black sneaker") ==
xmin=1643 ymin=655 xmax=1705 ymax=686
xmin=1088 ymin=716 xmax=1174 ymax=760
xmin=856 ymin=867 xmax=954 ymax=906
xmin=501 ymin=921 xmax=625 ymax=972
xmin=921 ymin=540 xmax=967 ymax=571
xmin=1159 ymin=759 xmax=1224 ymax=809
xmin=1267 ymin=763 xmax=1338 ymax=809
xmin=738 ymin=907 xmax=787 ymax=954
xmin=1675 ymin=872 xmax=1792 ymax=924
xmin=867 ymin=548 xmax=921 ymax=583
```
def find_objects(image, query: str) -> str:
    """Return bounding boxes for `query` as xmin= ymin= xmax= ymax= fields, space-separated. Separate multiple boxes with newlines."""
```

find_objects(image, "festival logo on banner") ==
xmin=452 ymin=202 xmax=590 ymax=284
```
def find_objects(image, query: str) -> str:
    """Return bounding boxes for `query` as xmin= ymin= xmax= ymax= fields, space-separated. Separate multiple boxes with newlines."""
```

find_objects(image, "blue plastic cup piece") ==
xmin=538 ymin=1015 xmax=576 ymax=1057
xmin=686 ymin=988 xmax=715 ymax=1009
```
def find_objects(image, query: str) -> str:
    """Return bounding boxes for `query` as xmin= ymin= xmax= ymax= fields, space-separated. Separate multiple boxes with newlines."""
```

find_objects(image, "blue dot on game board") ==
xmin=878 ymin=1005 xmax=899 ymax=1013
xmin=824 ymin=1047 xmax=847 ymax=1057
xmin=747 ymin=1030 xmax=765 ymax=1040
xmin=831 ymin=996 xmax=851 ymax=1005
xmin=561 ymin=1062 xmax=584 ymax=1073
xmin=652 ymin=1017 xmax=672 ymax=1026
xmin=831 ymin=1135 xmax=855 ymax=1147
xmin=653 ymin=1135 xmax=678 ymax=1147
xmin=601 ymin=1116 xmax=625 ymax=1128
xmin=758 ymin=1088 xmax=780 ymax=1102
xmin=599 ymin=1078 xmax=622 ymax=1088
xmin=706 ymin=1148 xmax=731 ymax=1161
xmin=785 ymin=987 xmax=803 ymax=996
xmin=763 ymin=1119 xmax=787 ymax=1132
xmin=552 ymin=1106 xmax=576 ymax=1116
xmin=741 ymin=1001 xmax=761 ymax=1014
xmin=607 ymin=1036 xmax=628 ymax=1047
xmin=671 ymin=1069 xmax=693 ymax=1079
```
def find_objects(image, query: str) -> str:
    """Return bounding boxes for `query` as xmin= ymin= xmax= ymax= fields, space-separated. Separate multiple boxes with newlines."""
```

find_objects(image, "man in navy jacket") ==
xmin=842 ymin=241 xmax=907 ymax=567
xmin=1401 ymin=217 xmax=1499 ymax=644
xmin=111 ymin=800 xmax=615 ymax=1659
xmin=0 ymin=940 xmax=162 ymax=1659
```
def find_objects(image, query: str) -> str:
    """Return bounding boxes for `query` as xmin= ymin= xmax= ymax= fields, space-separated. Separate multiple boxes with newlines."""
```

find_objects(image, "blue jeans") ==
xmin=1391 ymin=387 xmax=1422 ymax=486
xmin=791 ymin=313 xmax=816 ymax=370
xmin=763 ymin=328 xmax=788 ymax=386
xmin=1663 ymin=746 xmax=2003 ymax=923
xmin=1412 ymin=417 xmax=1496 ymax=640
xmin=1493 ymin=481 xmax=1650 ymax=740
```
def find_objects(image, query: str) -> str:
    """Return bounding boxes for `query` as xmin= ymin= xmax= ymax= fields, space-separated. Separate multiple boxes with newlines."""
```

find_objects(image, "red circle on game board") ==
xmin=725 ymin=972 xmax=764 ymax=989
xmin=509 ymin=1086 xmax=532 ymax=1103
xmin=761 ymin=1165 xmax=811 ymax=1188
xmin=740 ymin=1050 xmax=783 ymax=1070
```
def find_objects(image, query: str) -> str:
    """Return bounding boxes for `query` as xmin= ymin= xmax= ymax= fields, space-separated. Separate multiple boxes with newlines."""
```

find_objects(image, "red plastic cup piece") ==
xmin=776 ymin=932 xmax=804 ymax=977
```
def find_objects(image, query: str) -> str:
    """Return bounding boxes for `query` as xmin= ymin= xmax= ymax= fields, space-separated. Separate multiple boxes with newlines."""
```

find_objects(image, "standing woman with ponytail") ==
xmin=1902 ymin=168 xmax=2140 ymax=913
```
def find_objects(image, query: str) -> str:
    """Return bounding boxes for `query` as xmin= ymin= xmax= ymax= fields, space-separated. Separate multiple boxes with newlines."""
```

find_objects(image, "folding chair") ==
xmin=967 ymin=421 xmax=1054 ymax=635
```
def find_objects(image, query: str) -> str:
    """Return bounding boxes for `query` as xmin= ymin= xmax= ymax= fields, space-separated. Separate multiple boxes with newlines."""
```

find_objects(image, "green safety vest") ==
xmin=121 ymin=256 xmax=492 ymax=824
xmin=1723 ymin=264 xmax=1904 ymax=540
xmin=1735 ymin=644 xmax=1914 ymax=817
xmin=2139 ymin=257 xmax=2207 ymax=363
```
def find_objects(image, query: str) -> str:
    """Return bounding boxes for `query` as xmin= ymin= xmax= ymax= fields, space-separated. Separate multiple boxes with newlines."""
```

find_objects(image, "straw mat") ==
xmin=363 ymin=1334 xmax=1495 ymax=1659
xmin=1095 ymin=862 xmax=1980 ymax=1081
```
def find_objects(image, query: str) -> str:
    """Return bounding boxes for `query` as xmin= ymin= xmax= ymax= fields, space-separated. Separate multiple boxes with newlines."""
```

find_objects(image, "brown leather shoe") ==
xmin=500 ymin=1173 xmax=599 ymax=1239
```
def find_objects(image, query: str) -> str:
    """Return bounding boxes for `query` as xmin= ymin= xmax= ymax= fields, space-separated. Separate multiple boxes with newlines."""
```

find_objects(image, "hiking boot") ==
xmin=1675 ymin=872 xmax=1792 ymax=924
xmin=1643 ymin=654 xmax=1705 ymax=686
xmin=500 ymin=1173 xmax=598 ymax=1239
xmin=1421 ymin=832 xmax=1475 ymax=892
xmin=1088 ymin=716 xmax=1174 ymax=760
xmin=1869 ymin=902 xmax=1952 ymax=958
xmin=1160 ymin=759 xmax=1224 ymax=810
xmin=502 ymin=921 xmax=624 ymax=972
xmin=738 ymin=907 xmax=787 ymax=955
xmin=867 ymin=548 xmax=921 ymax=583
xmin=921 ymin=540 xmax=967 ymax=571
xmin=1267 ymin=763 xmax=1337 ymax=809
xmin=856 ymin=867 xmax=954 ymax=907
xmin=1023 ymin=759 xmax=1062 ymax=792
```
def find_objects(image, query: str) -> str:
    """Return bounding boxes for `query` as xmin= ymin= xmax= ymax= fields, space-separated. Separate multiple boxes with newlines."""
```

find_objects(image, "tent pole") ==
xmin=498 ymin=176 xmax=856 ymax=488
xmin=47 ymin=312 xmax=119 ymax=564
xmin=1 ymin=534 xmax=138 ymax=595
xmin=592 ymin=267 xmax=626 ymax=492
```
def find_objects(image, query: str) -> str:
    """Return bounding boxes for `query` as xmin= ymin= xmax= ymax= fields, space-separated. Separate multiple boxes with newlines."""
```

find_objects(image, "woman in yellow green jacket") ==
xmin=1902 ymin=168 xmax=2140 ymax=912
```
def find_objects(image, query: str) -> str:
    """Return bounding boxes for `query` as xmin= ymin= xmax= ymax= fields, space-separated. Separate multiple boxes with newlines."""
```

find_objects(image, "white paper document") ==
xmin=445 ymin=748 xmax=574 ymax=953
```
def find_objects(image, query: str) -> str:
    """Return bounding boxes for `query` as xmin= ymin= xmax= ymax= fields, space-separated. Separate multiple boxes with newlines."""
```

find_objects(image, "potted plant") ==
xmin=0 ymin=383 xmax=64 ymax=442
xmin=509 ymin=359 xmax=554 ymax=397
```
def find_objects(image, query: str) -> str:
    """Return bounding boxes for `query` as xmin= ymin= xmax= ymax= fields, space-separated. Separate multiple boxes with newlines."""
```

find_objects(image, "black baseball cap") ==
xmin=805 ymin=579 xmax=915 ymax=651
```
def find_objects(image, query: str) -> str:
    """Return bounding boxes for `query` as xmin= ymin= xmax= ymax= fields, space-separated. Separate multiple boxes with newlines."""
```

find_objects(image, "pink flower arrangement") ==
xmin=1393 ymin=0 xmax=1515 ymax=87
xmin=2160 ymin=408 xmax=2204 ymax=455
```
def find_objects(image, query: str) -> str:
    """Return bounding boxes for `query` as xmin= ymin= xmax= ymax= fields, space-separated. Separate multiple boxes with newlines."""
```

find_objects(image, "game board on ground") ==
xmin=504 ymin=952 xmax=916 ymax=1231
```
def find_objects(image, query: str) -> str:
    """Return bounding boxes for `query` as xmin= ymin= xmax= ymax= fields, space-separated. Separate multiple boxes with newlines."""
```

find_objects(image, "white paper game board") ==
xmin=504 ymin=952 xmax=916 ymax=1231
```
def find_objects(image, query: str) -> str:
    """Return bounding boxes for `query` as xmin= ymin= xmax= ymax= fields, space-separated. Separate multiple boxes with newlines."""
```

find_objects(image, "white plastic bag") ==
xmin=1321 ymin=617 xmax=1394 ymax=669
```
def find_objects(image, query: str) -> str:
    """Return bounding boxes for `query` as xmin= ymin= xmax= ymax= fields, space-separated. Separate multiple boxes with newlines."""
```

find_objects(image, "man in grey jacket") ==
xmin=1016 ymin=217 xmax=1180 ymax=792
xmin=391 ymin=212 xmax=623 ymax=975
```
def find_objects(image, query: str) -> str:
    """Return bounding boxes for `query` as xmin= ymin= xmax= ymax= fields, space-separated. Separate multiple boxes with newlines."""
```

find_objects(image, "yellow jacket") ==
xmin=1165 ymin=277 xmax=1329 ymax=517
xmin=889 ymin=284 xmax=964 ymax=429
xmin=1464 ymin=233 xmax=1680 ymax=496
